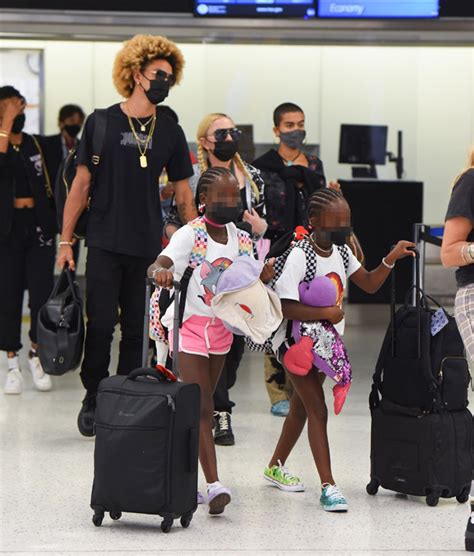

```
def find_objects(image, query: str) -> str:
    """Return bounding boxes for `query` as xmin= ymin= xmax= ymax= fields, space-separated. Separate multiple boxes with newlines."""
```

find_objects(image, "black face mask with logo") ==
xmin=11 ymin=114 xmax=26 ymax=134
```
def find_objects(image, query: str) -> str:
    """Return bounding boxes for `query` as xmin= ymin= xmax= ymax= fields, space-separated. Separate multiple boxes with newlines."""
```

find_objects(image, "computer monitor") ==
xmin=194 ymin=0 xmax=316 ymax=18
xmin=339 ymin=124 xmax=388 ymax=178
xmin=318 ymin=0 xmax=439 ymax=19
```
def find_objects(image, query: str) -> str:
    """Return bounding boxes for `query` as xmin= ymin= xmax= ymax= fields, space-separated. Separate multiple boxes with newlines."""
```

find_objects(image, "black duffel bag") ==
xmin=37 ymin=266 xmax=84 ymax=375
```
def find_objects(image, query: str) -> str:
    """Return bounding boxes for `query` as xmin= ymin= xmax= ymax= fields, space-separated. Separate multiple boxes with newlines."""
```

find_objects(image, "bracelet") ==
xmin=382 ymin=257 xmax=395 ymax=269
xmin=59 ymin=241 xmax=73 ymax=246
xmin=0 ymin=130 xmax=10 ymax=138
xmin=461 ymin=244 xmax=470 ymax=265
xmin=468 ymin=243 xmax=474 ymax=263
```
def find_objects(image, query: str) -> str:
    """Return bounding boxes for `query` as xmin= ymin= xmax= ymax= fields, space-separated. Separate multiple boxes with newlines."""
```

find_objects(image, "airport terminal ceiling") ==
xmin=1 ymin=0 xmax=474 ymax=44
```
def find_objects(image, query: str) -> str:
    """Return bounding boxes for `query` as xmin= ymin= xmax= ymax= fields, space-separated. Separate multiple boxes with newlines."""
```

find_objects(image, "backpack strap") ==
xmin=176 ymin=217 xmax=209 ymax=327
xmin=91 ymin=108 xmax=108 ymax=167
xmin=188 ymin=217 xmax=209 ymax=268
xmin=31 ymin=135 xmax=53 ymax=199
xmin=298 ymin=239 xmax=319 ymax=282
xmin=336 ymin=245 xmax=351 ymax=276
xmin=237 ymin=229 xmax=253 ymax=257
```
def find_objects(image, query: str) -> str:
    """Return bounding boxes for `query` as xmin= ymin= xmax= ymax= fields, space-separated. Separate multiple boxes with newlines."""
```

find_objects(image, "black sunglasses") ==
xmin=143 ymin=69 xmax=176 ymax=86
xmin=210 ymin=128 xmax=242 ymax=142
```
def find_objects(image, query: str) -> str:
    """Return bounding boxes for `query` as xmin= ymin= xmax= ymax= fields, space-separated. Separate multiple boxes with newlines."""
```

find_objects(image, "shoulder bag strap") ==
xmin=31 ymin=135 xmax=53 ymax=199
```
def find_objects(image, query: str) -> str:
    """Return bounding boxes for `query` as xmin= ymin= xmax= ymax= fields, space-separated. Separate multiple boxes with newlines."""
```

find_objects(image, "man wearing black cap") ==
xmin=0 ymin=86 xmax=56 ymax=395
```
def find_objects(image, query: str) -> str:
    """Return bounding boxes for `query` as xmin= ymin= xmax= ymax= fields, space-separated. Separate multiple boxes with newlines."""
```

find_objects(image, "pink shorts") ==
xmin=169 ymin=315 xmax=233 ymax=358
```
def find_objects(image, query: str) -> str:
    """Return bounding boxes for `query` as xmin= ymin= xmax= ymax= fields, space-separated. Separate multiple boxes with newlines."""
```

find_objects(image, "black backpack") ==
xmin=370 ymin=253 xmax=470 ymax=413
xmin=37 ymin=267 xmax=85 ymax=376
xmin=55 ymin=109 xmax=108 ymax=239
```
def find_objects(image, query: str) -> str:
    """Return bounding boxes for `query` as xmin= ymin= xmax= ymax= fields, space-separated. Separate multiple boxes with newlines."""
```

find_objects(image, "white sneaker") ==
xmin=4 ymin=369 xmax=23 ymax=395
xmin=28 ymin=356 xmax=52 ymax=392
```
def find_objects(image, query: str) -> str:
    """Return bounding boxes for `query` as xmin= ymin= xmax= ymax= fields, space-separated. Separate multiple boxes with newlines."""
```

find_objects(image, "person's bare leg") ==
xmin=268 ymin=372 xmax=326 ymax=468
xmin=290 ymin=369 xmax=335 ymax=485
xmin=268 ymin=388 xmax=307 ymax=467
xmin=178 ymin=352 xmax=225 ymax=484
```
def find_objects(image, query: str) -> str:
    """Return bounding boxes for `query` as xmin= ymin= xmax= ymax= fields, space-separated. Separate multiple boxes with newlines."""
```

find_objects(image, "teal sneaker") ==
xmin=271 ymin=400 xmax=289 ymax=417
xmin=320 ymin=483 xmax=348 ymax=512
xmin=264 ymin=460 xmax=305 ymax=492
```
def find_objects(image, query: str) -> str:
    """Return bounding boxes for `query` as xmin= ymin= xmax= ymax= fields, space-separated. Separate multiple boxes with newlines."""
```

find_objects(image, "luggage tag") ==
xmin=431 ymin=308 xmax=449 ymax=336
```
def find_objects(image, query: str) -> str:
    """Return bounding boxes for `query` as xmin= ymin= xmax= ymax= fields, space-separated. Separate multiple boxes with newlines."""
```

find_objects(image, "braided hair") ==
xmin=308 ymin=188 xmax=346 ymax=219
xmin=196 ymin=166 xmax=235 ymax=199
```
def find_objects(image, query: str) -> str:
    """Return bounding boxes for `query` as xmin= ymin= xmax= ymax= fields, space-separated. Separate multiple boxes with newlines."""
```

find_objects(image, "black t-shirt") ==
xmin=9 ymin=145 xmax=32 ymax=198
xmin=77 ymin=103 xmax=193 ymax=258
xmin=445 ymin=168 xmax=474 ymax=287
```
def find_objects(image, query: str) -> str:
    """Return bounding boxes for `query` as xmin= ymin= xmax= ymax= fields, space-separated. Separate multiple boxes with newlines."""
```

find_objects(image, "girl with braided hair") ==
xmin=164 ymin=113 xmax=268 ymax=446
xmin=263 ymin=188 xmax=415 ymax=512
xmin=148 ymin=167 xmax=273 ymax=516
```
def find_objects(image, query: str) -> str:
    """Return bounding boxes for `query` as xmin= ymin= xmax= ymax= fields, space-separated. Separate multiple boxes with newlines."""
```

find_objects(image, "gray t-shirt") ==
xmin=445 ymin=168 xmax=474 ymax=287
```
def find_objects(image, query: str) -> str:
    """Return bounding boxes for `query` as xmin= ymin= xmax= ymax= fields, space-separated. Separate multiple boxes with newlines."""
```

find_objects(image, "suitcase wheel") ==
xmin=426 ymin=493 xmax=440 ymax=507
xmin=180 ymin=512 xmax=193 ymax=529
xmin=110 ymin=511 xmax=122 ymax=521
xmin=161 ymin=517 xmax=173 ymax=533
xmin=92 ymin=511 xmax=104 ymax=527
xmin=456 ymin=487 xmax=470 ymax=504
xmin=366 ymin=479 xmax=379 ymax=496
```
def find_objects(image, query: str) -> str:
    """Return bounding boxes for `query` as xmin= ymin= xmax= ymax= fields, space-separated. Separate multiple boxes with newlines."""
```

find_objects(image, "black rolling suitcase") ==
xmin=367 ymin=251 xmax=472 ymax=506
xmin=90 ymin=279 xmax=200 ymax=532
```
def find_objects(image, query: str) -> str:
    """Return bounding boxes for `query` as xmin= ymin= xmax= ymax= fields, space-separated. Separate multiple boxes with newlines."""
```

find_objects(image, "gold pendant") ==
xmin=140 ymin=155 xmax=148 ymax=168
xmin=140 ymin=125 xmax=146 ymax=132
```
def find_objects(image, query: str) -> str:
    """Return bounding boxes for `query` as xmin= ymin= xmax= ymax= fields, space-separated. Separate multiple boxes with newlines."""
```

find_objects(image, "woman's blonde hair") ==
xmin=196 ymin=112 xmax=260 ymax=202
xmin=112 ymin=34 xmax=185 ymax=99
xmin=453 ymin=146 xmax=474 ymax=188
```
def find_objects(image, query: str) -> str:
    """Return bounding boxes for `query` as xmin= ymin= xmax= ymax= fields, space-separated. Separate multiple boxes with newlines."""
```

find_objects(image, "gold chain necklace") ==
xmin=309 ymin=234 xmax=333 ymax=255
xmin=125 ymin=101 xmax=155 ymax=132
xmin=134 ymin=114 xmax=155 ymax=132
xmin=127 ymin=113 xmax=156 ymax=169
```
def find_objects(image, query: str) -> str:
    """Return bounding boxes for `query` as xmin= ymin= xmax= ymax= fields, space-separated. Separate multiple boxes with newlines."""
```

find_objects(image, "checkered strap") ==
xmin=246 ymin=238 xmax=318 ymax=353
xmin=336 ymin=244 xmax=350 ymax=276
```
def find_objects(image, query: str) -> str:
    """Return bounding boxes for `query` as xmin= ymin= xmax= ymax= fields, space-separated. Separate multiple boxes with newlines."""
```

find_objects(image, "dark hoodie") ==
xmin=252 ymin=149 xmax=326 ymax=241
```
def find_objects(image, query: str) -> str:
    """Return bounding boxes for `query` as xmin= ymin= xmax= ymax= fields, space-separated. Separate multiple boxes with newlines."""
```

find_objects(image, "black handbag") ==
xmin=37 ymin=266 xmax=85 ymax=375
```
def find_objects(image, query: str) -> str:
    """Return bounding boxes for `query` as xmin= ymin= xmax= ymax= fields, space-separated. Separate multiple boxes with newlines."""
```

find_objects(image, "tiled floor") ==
xmin=0 ymin=307 xmax=470 ymax=555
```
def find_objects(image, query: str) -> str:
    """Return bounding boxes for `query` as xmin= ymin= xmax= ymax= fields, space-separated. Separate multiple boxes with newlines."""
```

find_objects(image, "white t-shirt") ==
xmin=274 ymin=245 xmax=361 ymax=335
xmin=160 ymin=223 xmax=249 ymax=329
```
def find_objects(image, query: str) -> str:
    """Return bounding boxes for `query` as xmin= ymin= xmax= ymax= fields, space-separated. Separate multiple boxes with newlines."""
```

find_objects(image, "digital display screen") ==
xmin=194 ymin=0 xmax=316 ymax=18
xmin=318 ymin=0 xmax=439 ymax=18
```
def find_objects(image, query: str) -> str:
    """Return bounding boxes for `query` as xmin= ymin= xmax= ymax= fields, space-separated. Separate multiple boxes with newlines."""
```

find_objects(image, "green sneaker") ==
xmin=320 ymin=483 xmax=348 ymax=512
xmin=264 ymin=460 xmax=305 ymax=492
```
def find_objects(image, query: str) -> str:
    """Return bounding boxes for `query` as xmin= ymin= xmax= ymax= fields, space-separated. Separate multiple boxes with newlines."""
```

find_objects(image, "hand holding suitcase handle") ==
xmin=127 ymin=368 xmax=170 ymax=381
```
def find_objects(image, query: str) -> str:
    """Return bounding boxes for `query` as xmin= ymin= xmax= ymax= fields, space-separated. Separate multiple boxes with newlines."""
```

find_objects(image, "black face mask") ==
xmin=64 ymin=124 xmax=81 ymax=138
xmin=212 ymin=140 xmax=239 ymax=162
xmin=143 ymin=79 xmax=170 ymax=105
xmin=280 ymin=129 xmax=306 ymax=150
xmin=11 ymin=114 xmax=26 ymax=134
xmin=319 ymin=227 xmax=352 ymax=246
xmin=206 ymin=202 xmax=242 ymax=225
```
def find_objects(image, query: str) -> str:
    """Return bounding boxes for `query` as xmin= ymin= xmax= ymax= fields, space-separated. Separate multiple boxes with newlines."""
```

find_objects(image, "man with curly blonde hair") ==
xmin=58 ymin=35 xmax=196 ymax=437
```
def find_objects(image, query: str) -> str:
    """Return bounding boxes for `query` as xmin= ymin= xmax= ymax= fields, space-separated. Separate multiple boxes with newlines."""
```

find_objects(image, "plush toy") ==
xmin=283 ymin=275 xmax=352 ymax=415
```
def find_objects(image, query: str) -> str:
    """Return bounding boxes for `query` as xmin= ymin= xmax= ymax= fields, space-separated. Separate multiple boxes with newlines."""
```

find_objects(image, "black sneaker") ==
xmin=466 ymin=512 xmax=474 ymax=552
xmin=78 ymin=391 xmax=97 ymax=437
xmin=214 ymin=411 xmax=235 ymax=446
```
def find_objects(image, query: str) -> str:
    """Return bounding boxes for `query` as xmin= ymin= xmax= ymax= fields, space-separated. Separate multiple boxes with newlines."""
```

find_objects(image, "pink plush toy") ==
xmin=283 ymin=275 xmax=352 ymax=415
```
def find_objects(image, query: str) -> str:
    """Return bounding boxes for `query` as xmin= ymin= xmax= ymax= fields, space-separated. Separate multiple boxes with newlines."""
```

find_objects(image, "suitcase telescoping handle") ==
xmin=390 ymin=246 xmax=420 ymax=358
xmin=143 ymin=278 xmax=181 ymax=378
